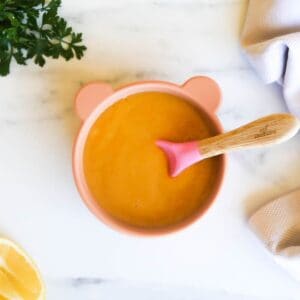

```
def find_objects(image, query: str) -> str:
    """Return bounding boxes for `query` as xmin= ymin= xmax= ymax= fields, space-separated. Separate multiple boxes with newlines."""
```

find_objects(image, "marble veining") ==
xmin=1 ymin=0 xmax=300 ymax=299
xmin=70 ymin=277 xmax=106 ymax=287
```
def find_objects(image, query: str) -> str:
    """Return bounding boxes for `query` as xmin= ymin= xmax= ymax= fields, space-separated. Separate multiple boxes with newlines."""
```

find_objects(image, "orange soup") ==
xmin=83 ymin=92 xmax=220 ymax=228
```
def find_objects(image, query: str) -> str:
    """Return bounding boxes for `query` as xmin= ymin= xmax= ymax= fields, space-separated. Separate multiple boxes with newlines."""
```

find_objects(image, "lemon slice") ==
xmin=0 ymin=238 xmax=45 ymax=300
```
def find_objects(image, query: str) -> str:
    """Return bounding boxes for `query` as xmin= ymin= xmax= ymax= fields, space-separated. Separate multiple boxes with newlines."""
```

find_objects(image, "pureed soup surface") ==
xmin=83 ymin=92 xmax=220 ymax=229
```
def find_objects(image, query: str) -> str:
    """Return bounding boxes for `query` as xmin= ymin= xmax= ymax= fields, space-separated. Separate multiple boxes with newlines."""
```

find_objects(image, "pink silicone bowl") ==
xmin=73 ymin=76 xmax=226 ymax=236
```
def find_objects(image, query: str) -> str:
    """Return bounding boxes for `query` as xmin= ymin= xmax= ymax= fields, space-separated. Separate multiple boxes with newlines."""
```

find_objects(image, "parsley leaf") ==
xmin=0 ymin=0 xmax=87 ymax=76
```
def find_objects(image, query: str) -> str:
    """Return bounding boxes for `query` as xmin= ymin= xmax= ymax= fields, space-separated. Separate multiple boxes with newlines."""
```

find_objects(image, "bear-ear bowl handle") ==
xmin=75 ymin=82 xmax=114 ymax=121
xmin=182 ymin=76 xmax=221 ymax=114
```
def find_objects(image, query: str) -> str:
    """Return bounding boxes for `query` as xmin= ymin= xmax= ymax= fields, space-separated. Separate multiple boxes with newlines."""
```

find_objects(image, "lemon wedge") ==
xmin=0 ymin=238 xmax=45 ymax=300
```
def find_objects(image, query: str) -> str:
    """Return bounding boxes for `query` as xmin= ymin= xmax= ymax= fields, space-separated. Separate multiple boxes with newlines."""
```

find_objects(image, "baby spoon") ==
xmin=156 ymin=114 xmax=300 ymax=177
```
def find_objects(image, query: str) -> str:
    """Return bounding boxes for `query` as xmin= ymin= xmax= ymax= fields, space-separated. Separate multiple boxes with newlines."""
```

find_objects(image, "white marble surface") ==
xmin=1 ymin=0 xmax=300 ymax=299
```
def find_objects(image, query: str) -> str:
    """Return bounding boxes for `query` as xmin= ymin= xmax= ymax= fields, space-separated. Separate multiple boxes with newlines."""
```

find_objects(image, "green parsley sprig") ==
xmin=0 ymin=0 xmax=87 ymax=76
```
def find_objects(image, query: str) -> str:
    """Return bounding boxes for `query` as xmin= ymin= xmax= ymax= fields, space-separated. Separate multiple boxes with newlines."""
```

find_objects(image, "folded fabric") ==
xmin=241 ymin=0 xmax=300 ymax=116
xmin=249 ymin=189 xmax=300 ymax=281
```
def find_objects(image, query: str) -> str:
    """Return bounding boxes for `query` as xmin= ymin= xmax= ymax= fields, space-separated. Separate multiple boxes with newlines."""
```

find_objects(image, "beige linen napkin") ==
xmin=249 ymin=189 xmax=300 ymax=280
xmin=241 ymin=0 xmax=300 ymax=116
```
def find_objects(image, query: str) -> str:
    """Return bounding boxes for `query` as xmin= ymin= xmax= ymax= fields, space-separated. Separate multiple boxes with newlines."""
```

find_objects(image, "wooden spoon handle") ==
xmin=199 ymin=114 xmax=300 ymax=159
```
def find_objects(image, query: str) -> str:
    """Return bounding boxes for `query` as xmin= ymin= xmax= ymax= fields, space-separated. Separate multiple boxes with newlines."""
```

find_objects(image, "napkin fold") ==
xmin=249 ymin=189 xmax=300 ymax=281
xmin=241 ymin=0 xmax=300 ymax=116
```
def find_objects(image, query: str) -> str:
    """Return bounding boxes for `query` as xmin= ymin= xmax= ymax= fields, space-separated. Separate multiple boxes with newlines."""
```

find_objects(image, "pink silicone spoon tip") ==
xmin=156 ymin=140 xmax=202 ymax=177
